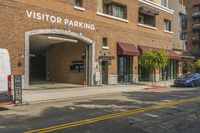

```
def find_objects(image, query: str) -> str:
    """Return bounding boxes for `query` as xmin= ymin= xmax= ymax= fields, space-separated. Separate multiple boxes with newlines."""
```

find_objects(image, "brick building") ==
xmin=183 ymin=0 xmax=200 ymax=59
xmin=0 ymin=0 xmax=182 ymax=89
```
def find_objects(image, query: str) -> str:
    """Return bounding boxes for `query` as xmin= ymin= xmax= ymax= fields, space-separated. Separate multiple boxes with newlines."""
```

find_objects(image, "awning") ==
xmin=181 ymin=55 xmax=195 ymax=60
xmin=139 ymin=45 xmax=182 ymax=60
xmin=168 ymin=50 xmax=182 ymax=60
xmin=139 ymin=7 xmax=159 ymax=16
xmin=117 ymin=42 xmax=140 ymax=56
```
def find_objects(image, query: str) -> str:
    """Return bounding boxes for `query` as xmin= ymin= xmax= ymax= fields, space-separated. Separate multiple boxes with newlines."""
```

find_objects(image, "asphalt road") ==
xmin=1 ymin=87 xmax=200 ymax=133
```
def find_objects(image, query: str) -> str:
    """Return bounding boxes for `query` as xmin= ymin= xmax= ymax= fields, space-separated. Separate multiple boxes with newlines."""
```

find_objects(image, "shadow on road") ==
xmin=0 ymin=88 xmax=200 ymax=133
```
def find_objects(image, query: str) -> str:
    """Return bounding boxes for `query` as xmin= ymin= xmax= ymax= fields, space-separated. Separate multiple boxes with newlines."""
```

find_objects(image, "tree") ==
xmin=195 ymin=59 xmax=200 ymax=72
xmin=140 ymin=49 xmax=168 ymax=86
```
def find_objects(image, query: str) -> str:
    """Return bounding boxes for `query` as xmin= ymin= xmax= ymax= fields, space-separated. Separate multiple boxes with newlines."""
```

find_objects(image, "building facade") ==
xmin=169 ymin=0 xmax=187 ymax=52
xmin=168 ymin=0 xmax=187 ymax=76
xmin=183 ymin=0 xmax=200 ymax=59
xmin=0 ymin=0 xmax=182 ymax=88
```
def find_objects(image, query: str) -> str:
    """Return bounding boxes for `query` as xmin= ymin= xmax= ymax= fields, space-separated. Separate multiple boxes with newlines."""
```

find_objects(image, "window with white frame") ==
xmin=105 ymin=3 xmax=126 ymax=19
xmin=102 ymin=37 xmax=108 ymax=47
xmin=161 ymin=0 xmax=168 ymax=7
xmin=75 ymin=0 xmax=83 ymax=7
xmin=164 ymin=19 xmax=171 ymax=31
xmin=139 ymin=13 xmax=156 ymax=27
xmin=180 ymin=33 xmax=188 ymax=40
xmin=139 ymin=15 xmax=144 ymax=24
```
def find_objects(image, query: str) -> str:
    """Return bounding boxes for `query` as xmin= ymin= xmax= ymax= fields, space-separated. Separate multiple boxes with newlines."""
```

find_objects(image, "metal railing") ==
xmin=193 ymin=24 xmax=200 ymax=31
xmin=192 ymin=49 xmax=200 ymax=56
xmin=192 ymin=11 xmax=200 ymax=18
xmin=192 ymin=36 xmax=200 ymax=42
xmin=192 ymin=36 xmax=200 ymax=44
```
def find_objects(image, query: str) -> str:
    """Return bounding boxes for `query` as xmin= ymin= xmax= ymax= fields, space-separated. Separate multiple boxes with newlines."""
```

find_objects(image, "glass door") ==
xmin=118 ymin=56 xmax=132 ymax=83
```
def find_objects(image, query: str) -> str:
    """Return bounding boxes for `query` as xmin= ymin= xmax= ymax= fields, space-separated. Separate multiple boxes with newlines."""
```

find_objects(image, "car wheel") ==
xmin=191 ymin=82 xmax=195 ymax=87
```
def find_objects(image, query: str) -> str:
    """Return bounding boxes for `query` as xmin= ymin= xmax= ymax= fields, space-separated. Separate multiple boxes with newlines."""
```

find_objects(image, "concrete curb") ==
xmin=22 ymin=85 xmax=149 ymax=104
xmin=144 ymin=86 xmax=170 ymax=90
xmin=22 ymin=91 xmax=127 ymax=105
xmin=0 ymin=102 xmax=13 ymax=105
xmin=23 ymin=89 xmax=147 ymax=105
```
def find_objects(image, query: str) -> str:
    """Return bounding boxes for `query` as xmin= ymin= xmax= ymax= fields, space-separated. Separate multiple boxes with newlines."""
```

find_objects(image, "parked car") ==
xmin=174 ymin=73 xmax=200 ymax=87
xmin=0 ymin=49 xmax=12 ymax=103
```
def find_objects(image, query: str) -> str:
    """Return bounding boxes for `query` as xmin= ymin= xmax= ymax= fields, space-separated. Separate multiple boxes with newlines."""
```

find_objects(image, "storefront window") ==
xmin=138 ymin=65 xmax=150 ymax=81
xmin=118 ymin=56 xmax=132 ymax=83
xmin=173 ymin=60 xmax=177 ymax=78
xmin=160 ymin=60 xmax=178 ymax=81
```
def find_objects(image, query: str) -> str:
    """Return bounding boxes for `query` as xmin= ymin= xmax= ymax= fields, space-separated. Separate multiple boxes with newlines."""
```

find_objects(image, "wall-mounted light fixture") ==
xmin=18 ymin=50 xmax=24 ymax=67
xmin=48 ymin=36 xmax=78 ymax=43
xmin=82 ymin=52 xmax=85 ymax=60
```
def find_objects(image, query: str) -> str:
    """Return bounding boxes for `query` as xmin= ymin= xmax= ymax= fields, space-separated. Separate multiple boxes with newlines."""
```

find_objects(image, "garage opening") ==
xmin=29 ymin=34 xmax=90 ymax=89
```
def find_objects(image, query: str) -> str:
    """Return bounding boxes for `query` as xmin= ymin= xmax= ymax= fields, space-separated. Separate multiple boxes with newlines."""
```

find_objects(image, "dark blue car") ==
xmin=174 ymin=73 xmax=200 ymax=87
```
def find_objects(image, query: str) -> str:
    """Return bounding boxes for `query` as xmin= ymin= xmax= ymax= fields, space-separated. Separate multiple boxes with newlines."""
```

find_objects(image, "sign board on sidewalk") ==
xmin=14 ymin=75 xmax=22 ymax=104
xmin=95 ymin=71 xmax=101 ymax=82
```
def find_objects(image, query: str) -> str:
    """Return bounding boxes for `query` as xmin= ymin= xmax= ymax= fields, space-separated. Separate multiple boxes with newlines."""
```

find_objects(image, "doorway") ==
xmin=29 ymin=34 xmax=88 ymax=85
xmin=102 ymin=61 xmax=108 ymax=85
xmin=25 ymin=29 xmax=95 ymax=89
xmin=29 ymin=50 xmax=46 ymax=82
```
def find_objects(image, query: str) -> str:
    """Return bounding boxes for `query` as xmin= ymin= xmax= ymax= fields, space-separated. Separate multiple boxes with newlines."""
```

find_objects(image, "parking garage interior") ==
xmin=29 ymin=34 xmax=89 ymax=88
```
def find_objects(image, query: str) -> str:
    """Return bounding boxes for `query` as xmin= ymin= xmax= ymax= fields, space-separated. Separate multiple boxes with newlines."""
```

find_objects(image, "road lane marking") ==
xmin=144 ymin=113 xmax=159 ymax=118
xmin=24 ymin=96 xmax=200 ymax=133
xmin=167 ymin=106 xmax=178 ymax=109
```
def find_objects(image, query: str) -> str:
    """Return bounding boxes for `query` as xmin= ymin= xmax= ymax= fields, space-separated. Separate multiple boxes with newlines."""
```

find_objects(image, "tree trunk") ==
xmin=151 ymin=68 xmax=154 ymax=86
xmin=154 ymin=69 xmax=156 ymax=86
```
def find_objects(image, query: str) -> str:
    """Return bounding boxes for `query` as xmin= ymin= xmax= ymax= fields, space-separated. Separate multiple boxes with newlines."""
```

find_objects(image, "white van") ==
xmin=0 ymin=49 xmax=12 ymax=95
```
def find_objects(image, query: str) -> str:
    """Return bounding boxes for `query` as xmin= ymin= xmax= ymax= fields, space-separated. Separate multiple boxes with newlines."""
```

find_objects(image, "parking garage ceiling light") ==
xmin=48 ymin=36 xmax=78 ymax=43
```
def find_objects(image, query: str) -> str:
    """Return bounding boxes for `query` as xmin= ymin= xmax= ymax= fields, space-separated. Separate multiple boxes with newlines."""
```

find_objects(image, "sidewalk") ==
xmin=22 ymin=84 xmax=148 ymax=104
xmin=138 ymin=80 xmax=174 ymax=86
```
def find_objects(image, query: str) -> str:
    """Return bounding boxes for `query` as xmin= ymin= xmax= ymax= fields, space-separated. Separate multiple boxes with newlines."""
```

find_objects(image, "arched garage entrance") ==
xmin=25 ymin=29 xmax=95 ymax=89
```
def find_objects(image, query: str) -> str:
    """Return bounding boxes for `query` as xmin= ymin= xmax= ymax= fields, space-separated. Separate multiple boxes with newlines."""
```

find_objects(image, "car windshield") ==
xmin=180 ymin=74 xmax=195 ymax=78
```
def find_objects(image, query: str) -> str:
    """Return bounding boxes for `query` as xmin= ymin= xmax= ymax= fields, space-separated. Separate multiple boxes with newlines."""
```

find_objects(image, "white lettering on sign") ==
xmin=26 ymin=10 xmax=95 ymax=31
